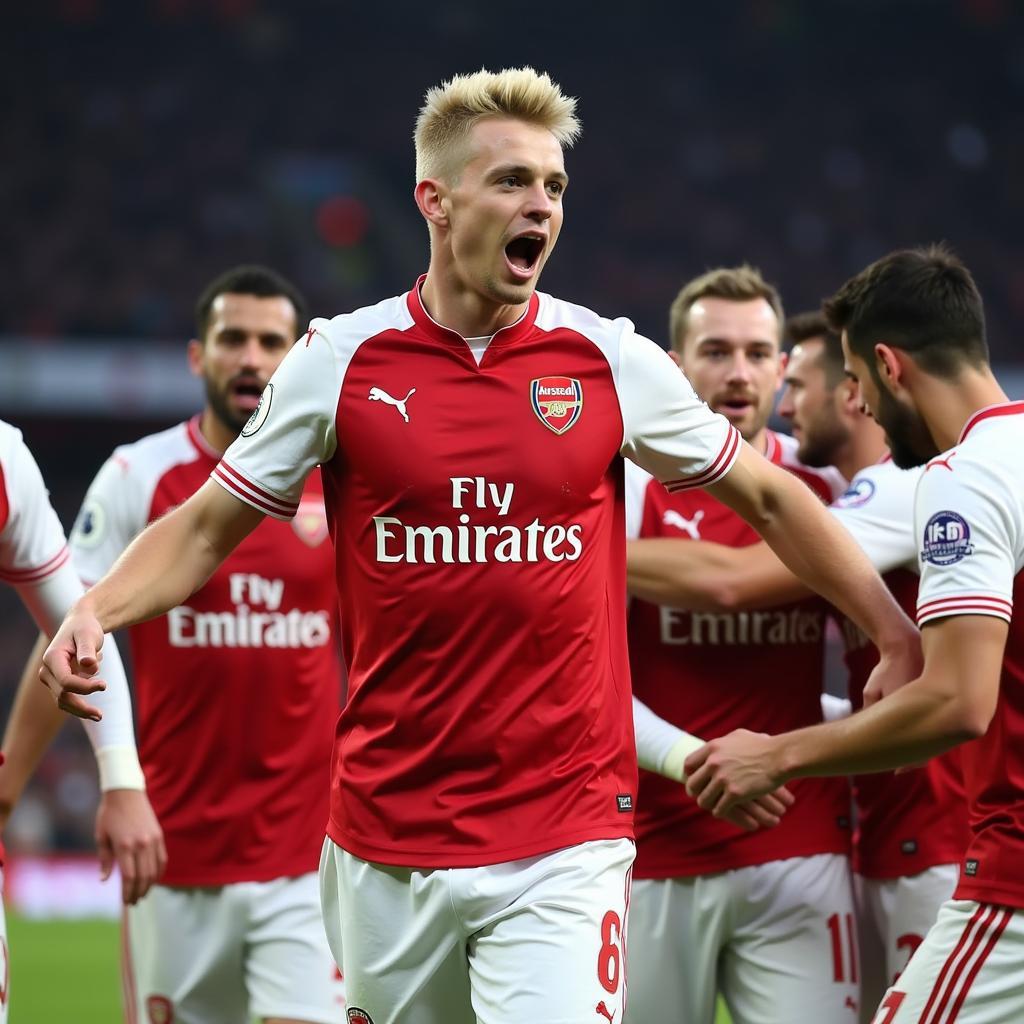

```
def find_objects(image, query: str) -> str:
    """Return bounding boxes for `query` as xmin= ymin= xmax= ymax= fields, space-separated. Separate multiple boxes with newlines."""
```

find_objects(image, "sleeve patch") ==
xmin=920 ymin=510 xmax=974 ymax=566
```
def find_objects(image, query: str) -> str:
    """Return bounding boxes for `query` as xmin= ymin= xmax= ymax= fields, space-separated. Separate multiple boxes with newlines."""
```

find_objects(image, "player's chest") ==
xmin=333 ymin=339 xmax=623 ymax=509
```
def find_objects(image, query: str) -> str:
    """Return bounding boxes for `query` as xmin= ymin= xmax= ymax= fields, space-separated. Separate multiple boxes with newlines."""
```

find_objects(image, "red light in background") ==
xmin=315 ymin=196 xmax=370 ymax=248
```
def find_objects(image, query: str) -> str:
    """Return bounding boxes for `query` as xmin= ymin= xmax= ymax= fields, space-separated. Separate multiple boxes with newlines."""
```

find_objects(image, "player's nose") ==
xmin=523 ymin=182 xmax=554 ymax=221
xmin=777 ymin=386 xmax=795 ymax=420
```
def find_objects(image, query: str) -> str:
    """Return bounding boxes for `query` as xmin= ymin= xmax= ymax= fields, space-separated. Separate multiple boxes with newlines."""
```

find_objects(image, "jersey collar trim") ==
xmin=187 ymin=415 xmax=222 ymax=462
xmin=405 ymin=275 xmax=540 ymax=349
xmin=763 ymin=430 xmax=781 ymax=464
xmin=958 ymin=401 xmax=1024 ymax=443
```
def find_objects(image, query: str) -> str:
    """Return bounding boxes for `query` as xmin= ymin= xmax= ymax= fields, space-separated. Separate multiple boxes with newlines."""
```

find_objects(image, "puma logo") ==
xmin=596 ymin=1001 xmax=616 ymax=1023
xmin=927 ymin=451 xmax=956 ymax=472
xmin=845 ymin=995 xmax=858 ymax=1012
xmin=368 ymin=386 xmax=416 ymax=423
xmin=663 ymin=508 xmax=704 ymax=539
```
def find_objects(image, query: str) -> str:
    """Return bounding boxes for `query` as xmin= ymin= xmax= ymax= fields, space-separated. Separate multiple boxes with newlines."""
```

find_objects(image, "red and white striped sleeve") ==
xmin=914 ymin=451 xmax=1016 ymax=626
xmin=212 ymin=320 xmax=341 ymax=520
xmin=617 ymin=330 xmax=739 ymax=490
xmin=0 ymin=420 xmax=70 ymax=586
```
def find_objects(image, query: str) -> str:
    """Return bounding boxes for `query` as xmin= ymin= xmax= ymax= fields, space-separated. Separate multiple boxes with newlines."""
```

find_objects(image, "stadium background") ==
xmin=2 ymin=0 xmax=1023 ymax=1018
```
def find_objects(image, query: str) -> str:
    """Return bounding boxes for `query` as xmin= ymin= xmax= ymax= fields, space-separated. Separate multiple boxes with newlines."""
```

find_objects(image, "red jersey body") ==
xmin=71 ymin=417 xmax=340 ymax=886
xmin=628 ymin=430 xmax=851 ymax=878
xmin=913 ymin=403 xmax=1024 ymax=908
xmin=213 ymin=280 xmax=741 ymax=868
xmin=831 ymin=459 xmax=968 ymax=878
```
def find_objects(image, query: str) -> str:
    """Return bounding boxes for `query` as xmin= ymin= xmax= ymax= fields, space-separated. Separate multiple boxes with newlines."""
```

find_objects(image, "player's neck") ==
xmin=419 ymin=267 xmax=529 ymax=340
xmin=198 ymin=409 xmax=235 ymax=455
xmin=842 ymin=424 xmax=888 ymax=480
xmin=747 ymin=428 xmax=770 ymax=456
xmin=915 ymin=364 xmax=1008 ymax=451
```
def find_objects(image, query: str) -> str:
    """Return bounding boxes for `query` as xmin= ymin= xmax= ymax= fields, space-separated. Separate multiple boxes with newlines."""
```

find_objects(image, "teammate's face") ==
xmin=842 ymin=334 xmax=938 ymax=469
xmin=443 ymin=118 xmax=567 ymax=308
xmin=777 ymin=339 xmax=850 ymax=467
xmin=676 ymin=297 xmax=784 ymax=442
xmin=189 ymin=293 xmax=298 ymax=435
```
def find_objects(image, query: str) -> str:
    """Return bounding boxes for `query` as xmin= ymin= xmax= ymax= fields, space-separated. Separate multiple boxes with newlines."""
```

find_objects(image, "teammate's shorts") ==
xmin=625 ymin=853 xmax=857 ymax=1024
xmin=319 ymin=836 xmax=634 ymax=1024
xmin=855 ymin=865 xmax=958 ymax=1023
xmin=123 ymin=871 xmax=344 ymax=1024
xmin=0 ymin=868 xmax=9 ymax=1024
xmin=868 ymin=899 xmax=1022 ymax=1024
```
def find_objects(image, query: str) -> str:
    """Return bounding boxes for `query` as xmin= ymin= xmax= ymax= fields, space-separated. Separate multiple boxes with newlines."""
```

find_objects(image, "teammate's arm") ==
xmin=41 ymin=482 xmax=264 ymax=705
xmin=684 ymin=613 xmax=1003 ymax=817
xmin=626 ymin=536 xmax=807 ymax=610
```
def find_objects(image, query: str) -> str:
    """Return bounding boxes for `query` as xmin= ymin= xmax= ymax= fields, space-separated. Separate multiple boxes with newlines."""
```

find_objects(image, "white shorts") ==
xmin=0 ymin=868 xmax=8 ymax=1024
xmin=868 ymin=900 xmax=1023 ymax=1024
xmin=855 ymin=866 xmax=958 ymax=1023
xmin=123 ymin=871 xmax=344 ymax=1024
xmin=319 ymin=836 xmax=635 ymax=1024
xmin=625 ymin=853 xmax=858 ymax=1024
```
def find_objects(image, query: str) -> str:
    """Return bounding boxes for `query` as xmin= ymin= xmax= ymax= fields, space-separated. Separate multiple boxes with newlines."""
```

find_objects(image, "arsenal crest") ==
xmin=531 ymin=376 xmax=583 ymax=435
xmin=347 ymin=1009 xmax=375 ymax=1024
xmin=292 ymin=497 xmax=330 ymax=547
xmin=146 ymin=995 xmax=174 ymax=1024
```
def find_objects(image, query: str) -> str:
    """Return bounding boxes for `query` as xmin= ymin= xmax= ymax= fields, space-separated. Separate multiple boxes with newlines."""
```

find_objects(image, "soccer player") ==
xmin=624 ymin=274 xmax=861 ymax=1024
xmin=28 ymin=266 xmax=345 ymax=1024
xmin=684 ymin=245 xmax=1024 ymax=1023
xmin=0 ymin=418 xmax=165 ymax=1023
xmin=629 ymin=311 xmax=968 ymax=1020
xmin=41 ymin=69 xmax=919 ymax=1023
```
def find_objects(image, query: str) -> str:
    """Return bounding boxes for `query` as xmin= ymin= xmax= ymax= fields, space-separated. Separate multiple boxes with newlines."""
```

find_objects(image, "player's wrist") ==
xmin=661 ymin=731 xmax=705 ymax=782
xmin=96 ymin=745 xmax=146 ymax=791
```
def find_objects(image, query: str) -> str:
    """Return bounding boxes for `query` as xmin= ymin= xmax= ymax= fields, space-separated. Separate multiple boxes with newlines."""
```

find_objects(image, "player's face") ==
xmin=677 ymin=297 xmax=783 ymax=442
xmin=189 ymin=293 xmax=297 ymax=435
xmin=443 ymin=118 xmax=567 ymax=308
xmin=842 ymin=333 xmax=938 ymax=469
xmin=777 ymin=339 xmax=849 ymax=467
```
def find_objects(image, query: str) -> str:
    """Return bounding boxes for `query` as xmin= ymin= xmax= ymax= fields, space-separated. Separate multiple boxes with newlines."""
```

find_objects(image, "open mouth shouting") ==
xmin=230 ymin=377 xmax=266 ymax=413
xmin=504 ymin=232 xmax=546 ymax=280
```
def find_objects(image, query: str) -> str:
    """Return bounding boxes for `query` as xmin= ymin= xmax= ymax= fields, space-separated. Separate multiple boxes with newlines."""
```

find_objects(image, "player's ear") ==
xmin=415 ymin=179 xmax=449 ymax=228
xmin=874 ymin=343 xmax=903 ymax=392
xmin=186 ymin=338 xmax=205 ymax=379
xmin=667 ymin=348 xmax=684 ymax=371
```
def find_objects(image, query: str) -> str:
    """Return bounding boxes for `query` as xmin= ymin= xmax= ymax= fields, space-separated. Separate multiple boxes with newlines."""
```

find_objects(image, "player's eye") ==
xmin=547 ymin=181 xmax=564 ymax=196
xmin=500 ymin=176 xmax=521 ymax=188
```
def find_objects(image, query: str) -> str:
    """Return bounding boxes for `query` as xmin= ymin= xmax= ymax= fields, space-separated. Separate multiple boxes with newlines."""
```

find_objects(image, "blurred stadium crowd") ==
xmin=2 ymin=0 xmax=1023 ymax=853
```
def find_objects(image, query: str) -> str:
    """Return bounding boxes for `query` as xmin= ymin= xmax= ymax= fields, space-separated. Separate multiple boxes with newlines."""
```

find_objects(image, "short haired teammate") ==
xmin=27 ymin=266 xmax=345 ymax=1024
xmin=0 ymin=419 xmax=165 ymax=1023
xmin=625 ymin=274 xmax=860 ymax=1024
xmin=42 ymin=70 xmax=918 ymax=1023
xmin=685 ymin=246 xmax=1024 ymax=1023
xmin=629 ymin=310 xmax=968 ymax=1020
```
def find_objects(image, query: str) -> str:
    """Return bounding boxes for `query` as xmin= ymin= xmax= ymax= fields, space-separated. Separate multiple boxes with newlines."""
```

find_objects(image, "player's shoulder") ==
xmin=769 ymin=431 xmax=846 ymax=501
xmin=310 ymin=293 xmax=413 ymax=349
xmin=102 ymin=420 xmax=199 ymax=484
xmin=534 ymin=291 xmax=635 ymax=343
xmin=0 ymin=418 xmax=28 ymax=465
xmin=834 ymin=456 xmax=922 ymax=511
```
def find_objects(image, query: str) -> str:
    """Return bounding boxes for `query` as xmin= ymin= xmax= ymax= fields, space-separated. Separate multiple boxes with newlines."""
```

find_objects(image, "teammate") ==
xmin=27 ymin=265 xmax=345 ymax=1024
xmin=629 ymin=311 xmax=968 ymax=1020
xmin=0 ymin=419 xmax=164 ymax=1022
xmin=41 ymin=69 xmax=919 ymax=1023
xmin=624 ymin=273 xmax=860 ymax=1024
xmin=684 ymin=245 xmax=1024 ymax=1022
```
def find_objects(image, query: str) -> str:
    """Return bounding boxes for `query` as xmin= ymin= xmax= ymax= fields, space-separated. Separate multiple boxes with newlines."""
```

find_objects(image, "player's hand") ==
xmin=39 ymin=604 xmax=107 ymax=721
xmin=863 ymin=631 xmax=923 ymax=708
xmin=95 ymin=789 xmax=167 ymax=906
xmin=684 ymin=729 xmax=786 ymax=820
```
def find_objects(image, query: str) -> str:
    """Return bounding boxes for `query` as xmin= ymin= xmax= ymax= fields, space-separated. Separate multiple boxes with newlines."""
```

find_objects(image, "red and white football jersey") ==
xmin=70 ymin=417 xmax=340 ymax=886
xmin=213 ymin=279 xmax=740 ymax=868
xmin=913 ymin=402 xmax=1024 ymax=908
xmin=628 ymin=430 xmax=851 ymax=878
xmin=831 ymin=458 xmax=968 ymax=878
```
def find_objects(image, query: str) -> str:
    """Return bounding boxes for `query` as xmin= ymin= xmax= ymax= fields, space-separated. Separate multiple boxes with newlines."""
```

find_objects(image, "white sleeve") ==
xmin=632 ymin=696 xmax=705 ymax=782
xmin=69 ymin=452 xmax=149 ymax=585
xmin=617 ymin=331 xmax=741 ymax=492
xmin=213 ymin=323 xmax=341 ymax=519
xmin=914 ymin=457 xmax=1017 ymax=626
xmin=828 ymin=464 xmax=920 ymax=575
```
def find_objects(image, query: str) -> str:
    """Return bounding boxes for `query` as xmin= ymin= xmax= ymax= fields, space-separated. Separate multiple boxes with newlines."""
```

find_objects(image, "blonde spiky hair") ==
xmin=414 ymin=66 xmax=581 ymax=183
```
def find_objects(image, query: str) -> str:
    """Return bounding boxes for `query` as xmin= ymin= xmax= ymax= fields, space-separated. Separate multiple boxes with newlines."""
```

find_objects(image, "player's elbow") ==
xmin=942 ymin=689 xmax=996 ymax=742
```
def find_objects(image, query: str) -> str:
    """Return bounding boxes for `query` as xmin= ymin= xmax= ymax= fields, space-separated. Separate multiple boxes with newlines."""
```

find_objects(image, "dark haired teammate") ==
xmin=685 ymin=246 xmax=1024 ymax=1023
xmin=26 ymin=265 xmax=345 ymax=1024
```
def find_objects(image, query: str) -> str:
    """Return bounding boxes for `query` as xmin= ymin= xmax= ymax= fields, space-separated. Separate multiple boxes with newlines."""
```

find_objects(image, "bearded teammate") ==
xmin=22 ymin=266 xmax=345 ymax=1024
xmin=624 ymin=272 xmax=861 ymax=1024
xmin=629 ymin=311 xmax=968 ymax=1020
xmin=0 ymin=420 xmax=165 ymax=1022
xmin=684 ymin=245 xmax=1024 ymax=1023
xmin=41 ymin=69 xmax=919 ymax=1024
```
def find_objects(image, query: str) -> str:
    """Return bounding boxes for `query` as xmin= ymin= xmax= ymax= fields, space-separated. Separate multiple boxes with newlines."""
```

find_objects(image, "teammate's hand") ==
xmin=39 ymin=604 xmax=107 ymax=720
xmin=95 ymin=789 xmax=167 ymax=906
xmin=862 ymin=632 xmax=923 ymax=708
xmin=683 ymin=729 xmax=786 ymax=820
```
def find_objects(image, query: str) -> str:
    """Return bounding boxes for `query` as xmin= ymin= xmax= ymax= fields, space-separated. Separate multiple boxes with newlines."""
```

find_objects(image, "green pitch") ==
xmin=6 ymin=911 xmax=732 ymax=1022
